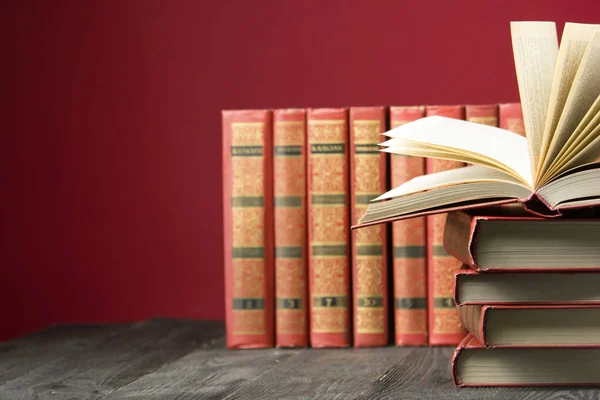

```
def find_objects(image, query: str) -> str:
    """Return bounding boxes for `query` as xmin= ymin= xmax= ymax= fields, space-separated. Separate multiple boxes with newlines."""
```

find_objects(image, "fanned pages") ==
xmin=354 ymin=21 xmax=600 ymax=229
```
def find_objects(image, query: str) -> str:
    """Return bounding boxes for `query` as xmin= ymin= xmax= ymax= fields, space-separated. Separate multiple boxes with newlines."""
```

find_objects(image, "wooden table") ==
xmin=0 ymin=318 xmax=596 ymax=399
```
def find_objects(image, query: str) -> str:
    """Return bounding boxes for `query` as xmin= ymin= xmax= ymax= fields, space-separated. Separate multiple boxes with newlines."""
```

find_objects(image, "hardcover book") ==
xmin=455 ymin=269 xmax=600 ymax=306
xmin=452 ymin=334 xmax=600 ymax=387
xmin=389 ymin=106 xmax=428 ymax=346
xmin=424 ymin=105 xmax=466 ymax=346
xmin=273 ymin=109 xmax=308 ymax=347
xmin=458 ymin=304 xmax=600 ymax=347
xmin=307 ymin=108 xmax=351 ymax=348
xmin=355 ymin=22 xmax=600 ymax=228
xmin=444 ymin=208 xmax=600 ymax=271
xmin=499 ymin=102 xmax=525 ymax=136
xmin=222 ymin=109 xmax=274 ymax=349
xmin=466 ymin=104 xmax=498 ymax=127
xmin=350 ymin=106 xmax=388 ymax=347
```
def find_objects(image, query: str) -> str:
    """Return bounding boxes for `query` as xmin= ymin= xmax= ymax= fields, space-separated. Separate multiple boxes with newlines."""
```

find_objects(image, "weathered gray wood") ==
xmin=0 ymin=319 xmax=599 ymax=400
xmin=0 ymin=318 xmax=223 ymax=400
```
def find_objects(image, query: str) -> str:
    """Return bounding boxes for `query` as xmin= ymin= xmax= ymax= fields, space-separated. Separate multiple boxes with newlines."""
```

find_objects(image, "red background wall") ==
xmin=2 ymin=0 xmax=598 ymax=340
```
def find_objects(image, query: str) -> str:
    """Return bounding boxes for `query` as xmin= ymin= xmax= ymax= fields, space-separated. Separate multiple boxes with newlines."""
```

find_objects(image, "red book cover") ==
xmin=458 ymin=304 xmax=600 ymax=348
xmin=222 ymin=109 xmax=274 ymax=349
xmin=499 ymin=102 xmax=526 ymax=136
xmin=350 ymin=106 xmax=388 ymax=347
xmin=444 ymin=209 xmax=600 ymax=272
xmin=307 ymin=108 xmax=351 ymax=348
xmin=452 ymin=334 xmax=600 ymax=387
xmin=425 ymin=105 xmax=467 ymax=346
xmin=466 ymin=104 xmax=498 ymax=127
xmin=273 ymin=109 xmax=308 ymax=348
xmin=389 ymin=106 xmax=428 ymax=346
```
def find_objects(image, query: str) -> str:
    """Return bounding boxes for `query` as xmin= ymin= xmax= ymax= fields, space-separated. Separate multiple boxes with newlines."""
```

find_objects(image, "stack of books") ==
xmin=355 ymin=21 xmax=600 ymax=386
xmin=445 ymin=206 xmax=600 ymax=386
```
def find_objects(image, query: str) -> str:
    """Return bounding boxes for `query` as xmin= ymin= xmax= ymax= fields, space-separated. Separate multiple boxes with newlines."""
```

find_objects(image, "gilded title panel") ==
xmin=308 ymin=120 xmax=345 ymax=143
xmin=231 ymin=122 xmax=265 ymax=146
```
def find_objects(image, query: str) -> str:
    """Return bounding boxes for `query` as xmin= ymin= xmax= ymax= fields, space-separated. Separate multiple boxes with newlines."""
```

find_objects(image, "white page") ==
xmin=375 ymin=165 xmax=524 ymax=201
xmin=542 ymin=30 xmax=600 ymax=175
xmin=383 ymin=116 xmax=533 ymax=187
xmin=538 ymin=23 xmax=600 ymax=176
xmin=511 ymin=21 xmax=559 ymax=176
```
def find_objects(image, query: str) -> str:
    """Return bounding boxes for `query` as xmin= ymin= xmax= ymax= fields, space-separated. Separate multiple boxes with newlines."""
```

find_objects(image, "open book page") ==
xmin=375 ymin=165 xmax=526 ymax=201
xmin=540 ymin=29 xmax=600 ymax=180
xmin=381 ymin=138 xmax=516 ymax=175
xmin=542 ymin=94 xmax=600 ymax=182
xmin=383 ymin=116 xmax=532 ymax=187
xmin=549 ymin=123 xmax=600 ymax=178
xmin=537 ymin=23 xmax=600 ymax=179
xmin=510 ymin=21 xmax=558 ymax=176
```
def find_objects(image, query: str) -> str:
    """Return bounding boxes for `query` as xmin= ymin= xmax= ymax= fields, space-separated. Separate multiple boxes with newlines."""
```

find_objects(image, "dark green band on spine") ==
xmin=394 ymin=246 xmax=425 ymax=258
xmin=275 ymin=246 xmax=303 ymax=259
xmin=433 ymin=297 xmax=457 ymax=308
xmin=233 ymin=298 xmax=265 ymax=310
xmin=276 ymin=298 xmax=302 ymax=309
xmin=355 ymin=194 xmax=379 ymax=205
xmin=433 ymin=245 xmax=450 ymax=257
xmin=357 ymin=245 xmax=383 ymax=256
xmin=274 ymin=196 xmax=302 ymax=207
xmin=312 ymin=245 xmax=346 ymax=256
xmin=312 ymin=194 xmax=346 ymax=205
xmin=358 ymin=296 xmax=383 ymax=308
xmin=355 ymin=144 xmax=380 ymax=154
xmin=232 ymin=196 xmax=264 ymax=207
xmin=231 ymin=146 xmax=263 ymax=156
xmin=395 ymin=297 xmax=426 ymax=309
xmin=275 ymin=145 xmax=302 ymax=156
xmin=232 ymin=247 xmax=264 ymax=258
xmin=312 ymin=296 xmax=347 ymax=308
xmin=311 ymin=143 xmax=345 ymax=154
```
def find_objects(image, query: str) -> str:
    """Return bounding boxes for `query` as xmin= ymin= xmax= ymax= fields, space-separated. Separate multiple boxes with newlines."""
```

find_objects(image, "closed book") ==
xmin=389 ymin=106 xmax=428 ymax=346
xmin=307 ymin=108 xmax=351 ymax=348
xmin=499 ymin=102 xmax=525 ymax=136
xmin=222 ymin=109 xmax=274 ymax=349
xmin=424 ymin=105 xmax=467 ymax=346
xmin=273 ymin=109 xmax=308 ymax=347
xmin=452 ymin=334 xmax=600 ymax=387
xmin=466 ymin=104 xmax=498 ymax=127
xmin=458 ymin=304 xmax=600 ymax=348
xmin=454 ymin=269 xmax=600 ymax=306
xmin=350 ymin=106 xmax=388 ymax=347
xmin=444 ymin=208 xmax=600 ymax=272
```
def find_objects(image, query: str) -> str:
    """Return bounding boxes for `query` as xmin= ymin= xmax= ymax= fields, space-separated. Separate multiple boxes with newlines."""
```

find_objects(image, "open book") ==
xmin=356 ymin=21 xmax=600 ymax=228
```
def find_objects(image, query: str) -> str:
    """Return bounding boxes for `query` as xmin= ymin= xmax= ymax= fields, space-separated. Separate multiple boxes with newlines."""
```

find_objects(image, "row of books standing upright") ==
xmin=221 ymin=103 xmax=525 ymax=349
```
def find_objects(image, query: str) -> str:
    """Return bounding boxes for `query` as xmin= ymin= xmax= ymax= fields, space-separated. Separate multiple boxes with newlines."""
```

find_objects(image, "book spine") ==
xmin=307 ymin=108 xmax=351 ymax=347
xmin=222 ymin=109 xmax=274 ymax=349
xmin=350 ymin=106 xmax=388 ymax=347
xmin=499 ymin=103 xmax=526 ymax=136
xmin=443 ymin=211 xmax=477 ymax=269
xmin=466 ymin=104 xmax=498 ymax=127
xmin=389 ymin=106 xmax=428 ymax=346
xmin=457 ymin=304 xmax=485 ymax=345
xmin=273 ymin=109 xmax=308 ymax=347
xmin=425 ymin=105 xmax=468 ymax=346
xmin=451 ymin=334 xmax=482 ymax=387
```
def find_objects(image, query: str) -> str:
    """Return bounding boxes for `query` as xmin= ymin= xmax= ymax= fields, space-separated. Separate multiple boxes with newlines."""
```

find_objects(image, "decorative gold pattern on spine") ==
xmin=308 ymin=113 xmax=349 ymax=335
xmin=352 ymin=118 xmax=386 ymax=335
xmin=274 ymin=112 xmax=307 ymax=338
xmin=231 ymin=121 xmax=267 ymax=336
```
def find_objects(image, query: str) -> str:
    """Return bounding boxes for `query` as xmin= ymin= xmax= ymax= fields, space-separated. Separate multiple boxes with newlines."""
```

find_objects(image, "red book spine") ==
xmin=499 ymin=103 xmax=526 ymax=136
xmin=389 ymin=106 xmax=428 ymax=346
xmin=425 ymin=105 xmax=467 ymax=346
xmin=307 ymin=108 xmax=351 ymax=347
xmin=273 ymin=109 xmax=308 ymax=347
xmin=222 ymin=109 xmax=274 ymax=349
xmin=466 ymin=104 xmax=498 ymax=127
xmin=350 ymin=106 xmax=388 ymax=347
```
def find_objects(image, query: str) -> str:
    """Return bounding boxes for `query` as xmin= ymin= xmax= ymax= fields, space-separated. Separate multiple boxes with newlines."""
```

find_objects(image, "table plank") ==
xmin=0 ymin=318 xmax=223 ymax=400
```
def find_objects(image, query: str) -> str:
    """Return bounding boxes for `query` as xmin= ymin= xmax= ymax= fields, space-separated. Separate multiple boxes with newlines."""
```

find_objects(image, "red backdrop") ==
xmin=2 ymin=0 xmax=599 ymax=340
